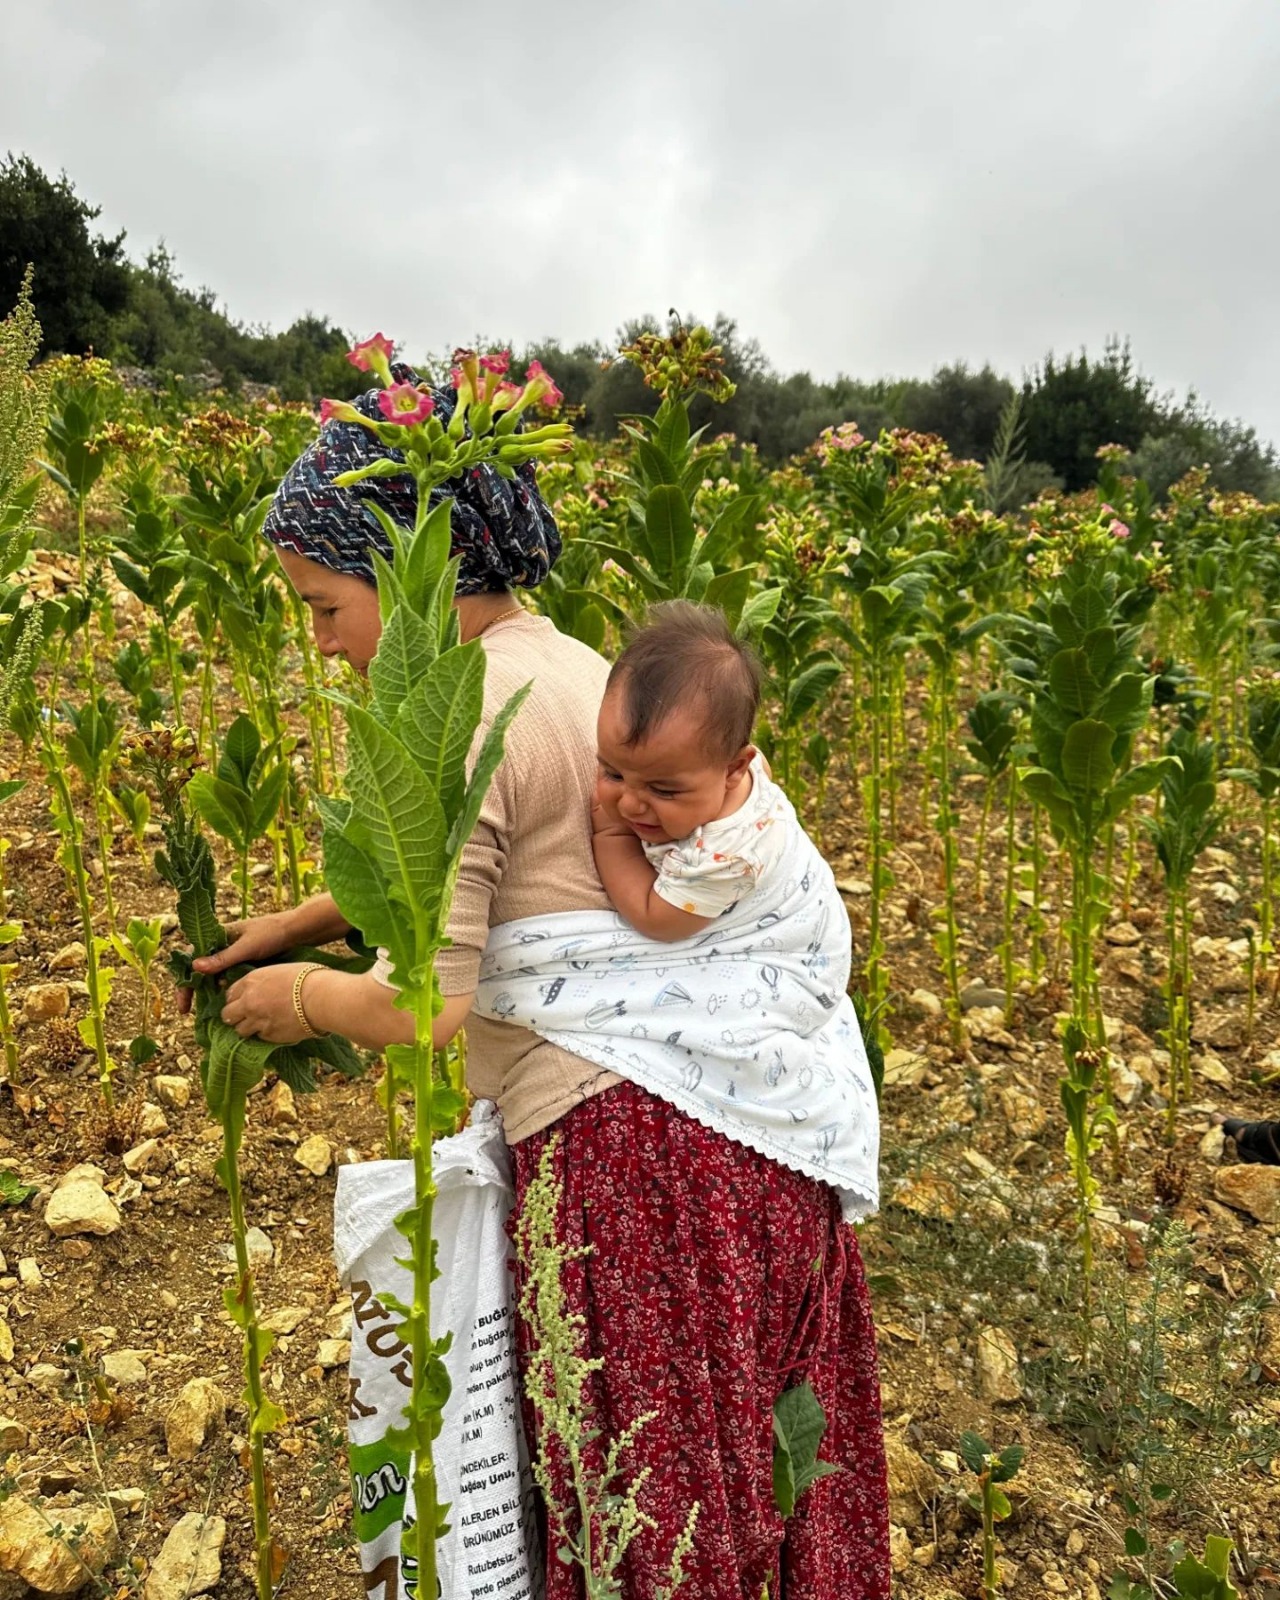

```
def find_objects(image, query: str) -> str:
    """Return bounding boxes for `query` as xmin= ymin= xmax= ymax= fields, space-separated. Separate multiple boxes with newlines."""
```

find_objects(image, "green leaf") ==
xmin=445 ymin=683 xmax=532 ymax=868
xmin=644 ymin=484 xmax=697 ymax=584
xmin=204 ymin=1020 xmax=275 ymax=1147
xmin=396 ymin=641 xmax=487 ymax=820
xmin=188 ymin=772 xmax=253 ymax=847
xmin=1070 ymin=583 xmax=1110 ymax=633
xmin=959 ymin=1431 xmax=990 ymax=1475
xmin=786 ymin=660 xmax=844 ymax=722
xmin=370 ymin=601 xmax=438 ymax=725
xmin=1061 ymin=719 xmax=1116 ymax=797
xmin=636 ymin=439 xmax=679 ymax=487
xmin=702 ymin=567 xmax=753 ymax=629
xmin=250 ymin=763 xmax=289 ymax=839
xmin=222 ymin=715 xmax=261 ymax=788
xmin=738 ymin=585 xmax=783 ymax=637
xmin=323 ymin=810 xmax=411 ymax=959
xmin=345 ymin=706 xmax=449 ymax=927
xmin=654 ymin=398 xmax=690 ymax=461
xmin=772 ymin=1382 xmax=841 ymax=1518
xmin=1048 ymin=649 xmax=1100 ymax=717
xmin=0 ymin=1169 xmax=37 ymax=1206
xmin=989 ymin=1487 xmax=1012 ymax=1521
xmin=1124 ymin=1528 xmax=1148 ymax=1558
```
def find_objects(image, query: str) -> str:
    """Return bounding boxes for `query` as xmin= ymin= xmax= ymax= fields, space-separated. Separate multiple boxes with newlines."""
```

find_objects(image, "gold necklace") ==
xmin=478 ymin=605 xmax=525 ymax=637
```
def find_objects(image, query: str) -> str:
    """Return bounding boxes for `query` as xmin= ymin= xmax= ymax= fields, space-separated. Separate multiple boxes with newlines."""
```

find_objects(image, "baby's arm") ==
xmin=591 ymin=805 xmax=713 ymax=942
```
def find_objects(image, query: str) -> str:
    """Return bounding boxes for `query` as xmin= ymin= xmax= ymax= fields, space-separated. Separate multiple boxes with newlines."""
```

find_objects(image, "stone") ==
xmin=960 ymin=982 xmax=1005 ymax=1011
xmin=1112 ymin=1061 xmax=1146 ymax=1108
xmin=975 ymin=1324 xmax=1022 ymax=1403
xmin=1210 ymin=881 xmax=1241 ymax=906
xmin=144 ymin=1512 xmax=226 ymax=1600
xmin=48 ymin=942 xmax=86 ymax=973
xmin=881 ymin=1049 xmax=928 ymax=1089
xmin=316 ymin=1338 xmax=351 ymax=1370
xmin=25 ymin=1363 xmax=71 ymax=1393
xmin=835 ymin=877 xmax=871 ymax=896
xmin=220 ymin=1226 xmax=273 ymax=1269
xmin=107 ymin=1488 xmax=146 ymax=1515
xmin=264 ymin=1079 xmax=297 ymax=1125
xmin=884 ymin=1435 xmax=939 ymax=1529
xmin=137 ymin=1102 xmax=169 ymax=1138
xmin=294 ymin=1134 xmax=332 ymax=1176
xmin=996 ymin=1085 xmax=1045 ymax=1138
xmin=17 ymin=1258 xmax=41 ymax=1290
xmin=0 ymin=1494 xmax=117 ymax=1594
xmin=1259 ymin=1311 xmax=1280 ymax=1372
xmin=123 ymin=1139 xmax=168 ymax=1176
xmin=1214 ymin=1165 xmax=1280 ymax=1225
xmin=1104 ymin=921 xmax=1143 ymax=946
xmin=0 ymin=1321 xmax=11 ymax=1365
xmin=1193 ymin=1013 xmax=1246 ymax=1052
xmin=891 ymin=1174 xmax=959 ymax=1221
xmin=905 ymin=987 xmax=943 ymax=1019
xmin=45 ymin=1168 xmax=121 ymax=1239
xmin=889 ymin=1523 xmax=913 ymax=1575
xmin=61 ymin=1239 xmax=91 ymax=1260
xmin=1043 ymin=1574 xmax=1069 ymax=1594
xmin=165 ymin=1377 xmax=226 ymax=1462
xmin=325 ymin=1303 xmax=352 ymax=1340
xmin=0 ymin=1417 xmax=27 ymax=1452
xmin=1194 ymin=1053 xmax=1233 ymax=1088
xmin=22 ymin=982 xmax=69 ymax=1023
xmin=102 ymin=1350 xmax=148 ymax=1386
xmin=152 ymin=1074 xmax=191 ymax=1110
xmin=262 ymin=1305 xmax=309 ymax=1336
xmin=1199 ymin=1124 xmax=1226 ymax=1162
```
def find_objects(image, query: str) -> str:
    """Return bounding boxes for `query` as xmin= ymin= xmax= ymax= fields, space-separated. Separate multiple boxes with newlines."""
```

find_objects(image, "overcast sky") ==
xmin=5 ymin=0 xmax=1279 ymax=444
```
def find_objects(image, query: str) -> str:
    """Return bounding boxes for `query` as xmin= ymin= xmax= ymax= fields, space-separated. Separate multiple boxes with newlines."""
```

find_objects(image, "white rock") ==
xmin=264 ymin=1079 xmax=297 ymax=1126
xmin=102 ymin=1350 xmax=148 ymax=1386
xmin=316 ymin=1338 xmax=351 ymax=1370
xmin=138 ymin=1102 xmax=170 ymax=1138
xmin=0 ymin=1416 xmax=27 ymax=1452
xmin=975 ymin=1324 xmax=1022 ymax=1403
xmin=294 ymin=1134 xmax=332 ymax=1176
xmin=1112 ymin=1061 xmax=1146 ymax=1108
xmin=1194 ymin=1053 xmax=1234 ymax=1088
xmin=17 ymin=1258 xmax=41 ymax=1291
xmin=144 ymin=1512 xmax=226 ymax=1600
xmin=152 ymin=1074 xmax=191 ymax=1110
xmin=107 ymin=1487 xmax=146 ymax=1515
xmin=1199 ymin=1125 xmax=1226 ymax=1162
xmin=22 ymin=982 xmax=69 ymax=1023
xmin=48 ymin=942 xmax=86 ymax=973
xmin=123 ymin=1139 xmax=168 ymax=1176
xmin=45 ymin=1171 xmax=121 ymax=1239
xmin=262 ymin=1305 xmax=310 ymax=1336
xmin=906 ymin=987 xmax=943 ymax=1018
xmin=0 ymin=1495 xmax=117 ymax=1594
xmin=165 ymin=1377 xmax=226 ymax=1462
xmin=24 ymin=1363 xmax=70 ymax=1392
xmin=1211 ymin=881 xmax=1241 ymax=906
xmin=0 ymin=1321 xmax=11 ymax=1365
xmin=222 ymin=1226 xmax=273 ymax=1269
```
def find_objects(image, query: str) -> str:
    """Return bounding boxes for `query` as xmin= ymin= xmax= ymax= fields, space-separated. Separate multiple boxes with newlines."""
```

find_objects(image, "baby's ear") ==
xmin=727 ymin=744 xmax=756 ymax=783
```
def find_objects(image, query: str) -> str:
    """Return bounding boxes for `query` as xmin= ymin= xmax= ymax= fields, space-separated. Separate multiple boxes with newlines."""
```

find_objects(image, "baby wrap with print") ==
xmin=332 ymin=1101 xmax=541 ymax=1600
xmin=474 ymin=801 xmax=880 ymax=1223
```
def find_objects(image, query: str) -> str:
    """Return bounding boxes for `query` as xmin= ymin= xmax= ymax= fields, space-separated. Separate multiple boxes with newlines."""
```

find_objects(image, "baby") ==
xmin=592 ymin=600 xmax=790 ymax=941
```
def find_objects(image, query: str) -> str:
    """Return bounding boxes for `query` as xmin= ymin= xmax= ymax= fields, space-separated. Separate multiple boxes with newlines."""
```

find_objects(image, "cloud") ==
xmin=4 ymin=0 xmax=1278 ymax=442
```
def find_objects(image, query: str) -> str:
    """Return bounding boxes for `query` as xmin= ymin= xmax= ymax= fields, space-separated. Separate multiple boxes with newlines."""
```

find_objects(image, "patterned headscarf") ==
xmin=262 ymin=367 xmax=561 ymax=594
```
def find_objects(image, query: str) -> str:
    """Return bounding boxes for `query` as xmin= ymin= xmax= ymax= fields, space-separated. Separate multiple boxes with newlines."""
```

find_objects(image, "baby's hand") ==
xmin=591 ymin=784 xmax=631 ymax=838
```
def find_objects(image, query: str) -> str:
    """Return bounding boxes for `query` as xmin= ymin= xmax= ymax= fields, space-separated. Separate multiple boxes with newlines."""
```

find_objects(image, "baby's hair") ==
xmin=607 ymin=600 xmax=763 ymax=760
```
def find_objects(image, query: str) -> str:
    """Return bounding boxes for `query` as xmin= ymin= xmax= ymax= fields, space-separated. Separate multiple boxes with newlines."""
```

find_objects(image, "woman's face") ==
xmin=275 ymin=549 xmax=383 ymax=675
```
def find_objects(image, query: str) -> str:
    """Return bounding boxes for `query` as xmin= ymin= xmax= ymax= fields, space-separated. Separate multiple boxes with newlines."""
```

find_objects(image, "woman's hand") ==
xmin=220 ymin=962 xmax=313 ymax=1043
xmin=177 ymin=912 xmax=298 ymax=1015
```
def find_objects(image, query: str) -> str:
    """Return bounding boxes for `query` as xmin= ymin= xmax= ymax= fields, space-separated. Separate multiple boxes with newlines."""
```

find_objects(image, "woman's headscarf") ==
xmin=262 ymin=367 xmax=561 ymax=594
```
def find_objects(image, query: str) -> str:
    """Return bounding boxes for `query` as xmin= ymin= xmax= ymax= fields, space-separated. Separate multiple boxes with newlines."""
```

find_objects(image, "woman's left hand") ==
xmin=220 ymin=963 xmax=312 ymax=1043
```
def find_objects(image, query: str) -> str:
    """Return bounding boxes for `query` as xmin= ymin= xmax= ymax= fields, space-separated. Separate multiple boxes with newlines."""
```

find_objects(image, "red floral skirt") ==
xmin=510 ymin=1081 xmax=890 ymax=1600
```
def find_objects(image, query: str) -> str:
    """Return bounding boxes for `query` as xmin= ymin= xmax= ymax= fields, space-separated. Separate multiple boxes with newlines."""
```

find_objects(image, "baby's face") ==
xmin=596 ymin=690 xmax=745 ymax=844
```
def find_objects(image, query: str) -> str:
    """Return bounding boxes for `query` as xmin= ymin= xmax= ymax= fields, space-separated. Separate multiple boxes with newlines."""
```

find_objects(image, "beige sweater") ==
xmin=428 ymin=610 xmax=621 ymax=1140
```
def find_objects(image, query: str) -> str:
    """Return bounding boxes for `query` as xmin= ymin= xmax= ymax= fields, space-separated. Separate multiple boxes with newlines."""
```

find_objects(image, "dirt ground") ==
xmin=2 ymin=587 xmax=1279 ymax=1598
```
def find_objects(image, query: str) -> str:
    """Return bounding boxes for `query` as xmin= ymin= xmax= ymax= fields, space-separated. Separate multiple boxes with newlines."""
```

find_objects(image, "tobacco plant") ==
xmin=1003 ymin=521 xmax=1166 ymax=1309
xmin=61 ymin=693 xmax=123 ymax=929
xmin=111 ymin=467 xmax=199 ymax=719
xmin=109 ymin=915 xmax=164 ymax=1067
xmin=188 ymin=715 xmax=289 ymax=918
xmin=1224 ymin=672 xmax=1280 ymax=987
xmin=959 ymin=1431 xmax=1024 ymax=1600
xmin=0 ymin=916 xmax=20 ymax=1084
xmin=1146 ymin=725 xmax=1220 ymax=1138
xmin=589 ymin=323 xmax=776 ymax=635
xmin=133 ymin=725 xmax=363 ymax=1599
xmin=315 ymin=337 xmax=571 ymax=1595
xmin=966 ymin=690 xmax=1025 ymax=1018
xmin=755 ymin=508 xmax=843 ymax=807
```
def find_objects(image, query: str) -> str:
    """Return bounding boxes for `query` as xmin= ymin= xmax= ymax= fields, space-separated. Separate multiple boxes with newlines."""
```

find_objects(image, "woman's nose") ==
xmin=313 ymin=620 xmax=342 ymax=658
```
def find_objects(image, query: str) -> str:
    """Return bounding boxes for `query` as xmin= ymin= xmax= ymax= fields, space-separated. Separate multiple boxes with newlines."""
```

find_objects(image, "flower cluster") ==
xmin=123 ymin=725 xmax=203 ymax=807
xmin=177 ymin=406 xmax=269 ymax=465
xmin=619 ymin=323 xmax=735 ymax=403
xmin=813 ymin=421 xmax=865 ymax=465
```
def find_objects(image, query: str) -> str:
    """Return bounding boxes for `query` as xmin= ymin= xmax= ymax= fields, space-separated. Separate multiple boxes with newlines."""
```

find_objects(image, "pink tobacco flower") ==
xmin=491 ymin=381 xmax=523 ymax=412
xmin=480 ymin=350 xmax=511 ymax=377
xmin=523 ymin=359 xmax=564 ymax=413
xmin=451 ymin=348 xmax=480 ymax=407
xmin=320 ymin=397 xmax=362 ymax=426
xmin=377 ymin=384 xmax=435 ymax=425
xmin=346 ymin=333 xmax=395 ymax=377
xmin=1109 ymin=518 xmax=1131 ymax=540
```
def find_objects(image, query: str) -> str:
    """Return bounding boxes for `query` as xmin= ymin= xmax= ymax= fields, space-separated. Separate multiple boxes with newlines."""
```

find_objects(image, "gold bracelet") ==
xmin=291 ymin=963 xmax=328 ymax=1040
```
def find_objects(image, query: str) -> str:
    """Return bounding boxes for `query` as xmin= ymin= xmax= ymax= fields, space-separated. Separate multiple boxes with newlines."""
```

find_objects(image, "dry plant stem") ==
xmin=221 ymin=1110 xmax=277 ymax=1600
xmin=0 ymin=973 xmax=18 ymax=1083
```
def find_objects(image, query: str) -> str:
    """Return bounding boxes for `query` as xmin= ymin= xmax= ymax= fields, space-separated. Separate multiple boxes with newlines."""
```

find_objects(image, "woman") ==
xmin=201 ymin=379 xmax=891 ymax=1600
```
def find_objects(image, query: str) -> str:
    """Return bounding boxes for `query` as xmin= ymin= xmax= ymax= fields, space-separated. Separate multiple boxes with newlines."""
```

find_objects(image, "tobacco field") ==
xmin=1 ymin=290 xmax=1279 ymax=1600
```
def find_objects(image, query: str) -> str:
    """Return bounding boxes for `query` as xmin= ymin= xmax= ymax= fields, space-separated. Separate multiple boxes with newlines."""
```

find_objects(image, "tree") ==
xmin=0 ymin=154 xmax=130 ymax=356
xmin=898 ymin=363 xmax=1015 ymax=463
xmin=1021 ymin=340 xmax=1162 ymax=491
